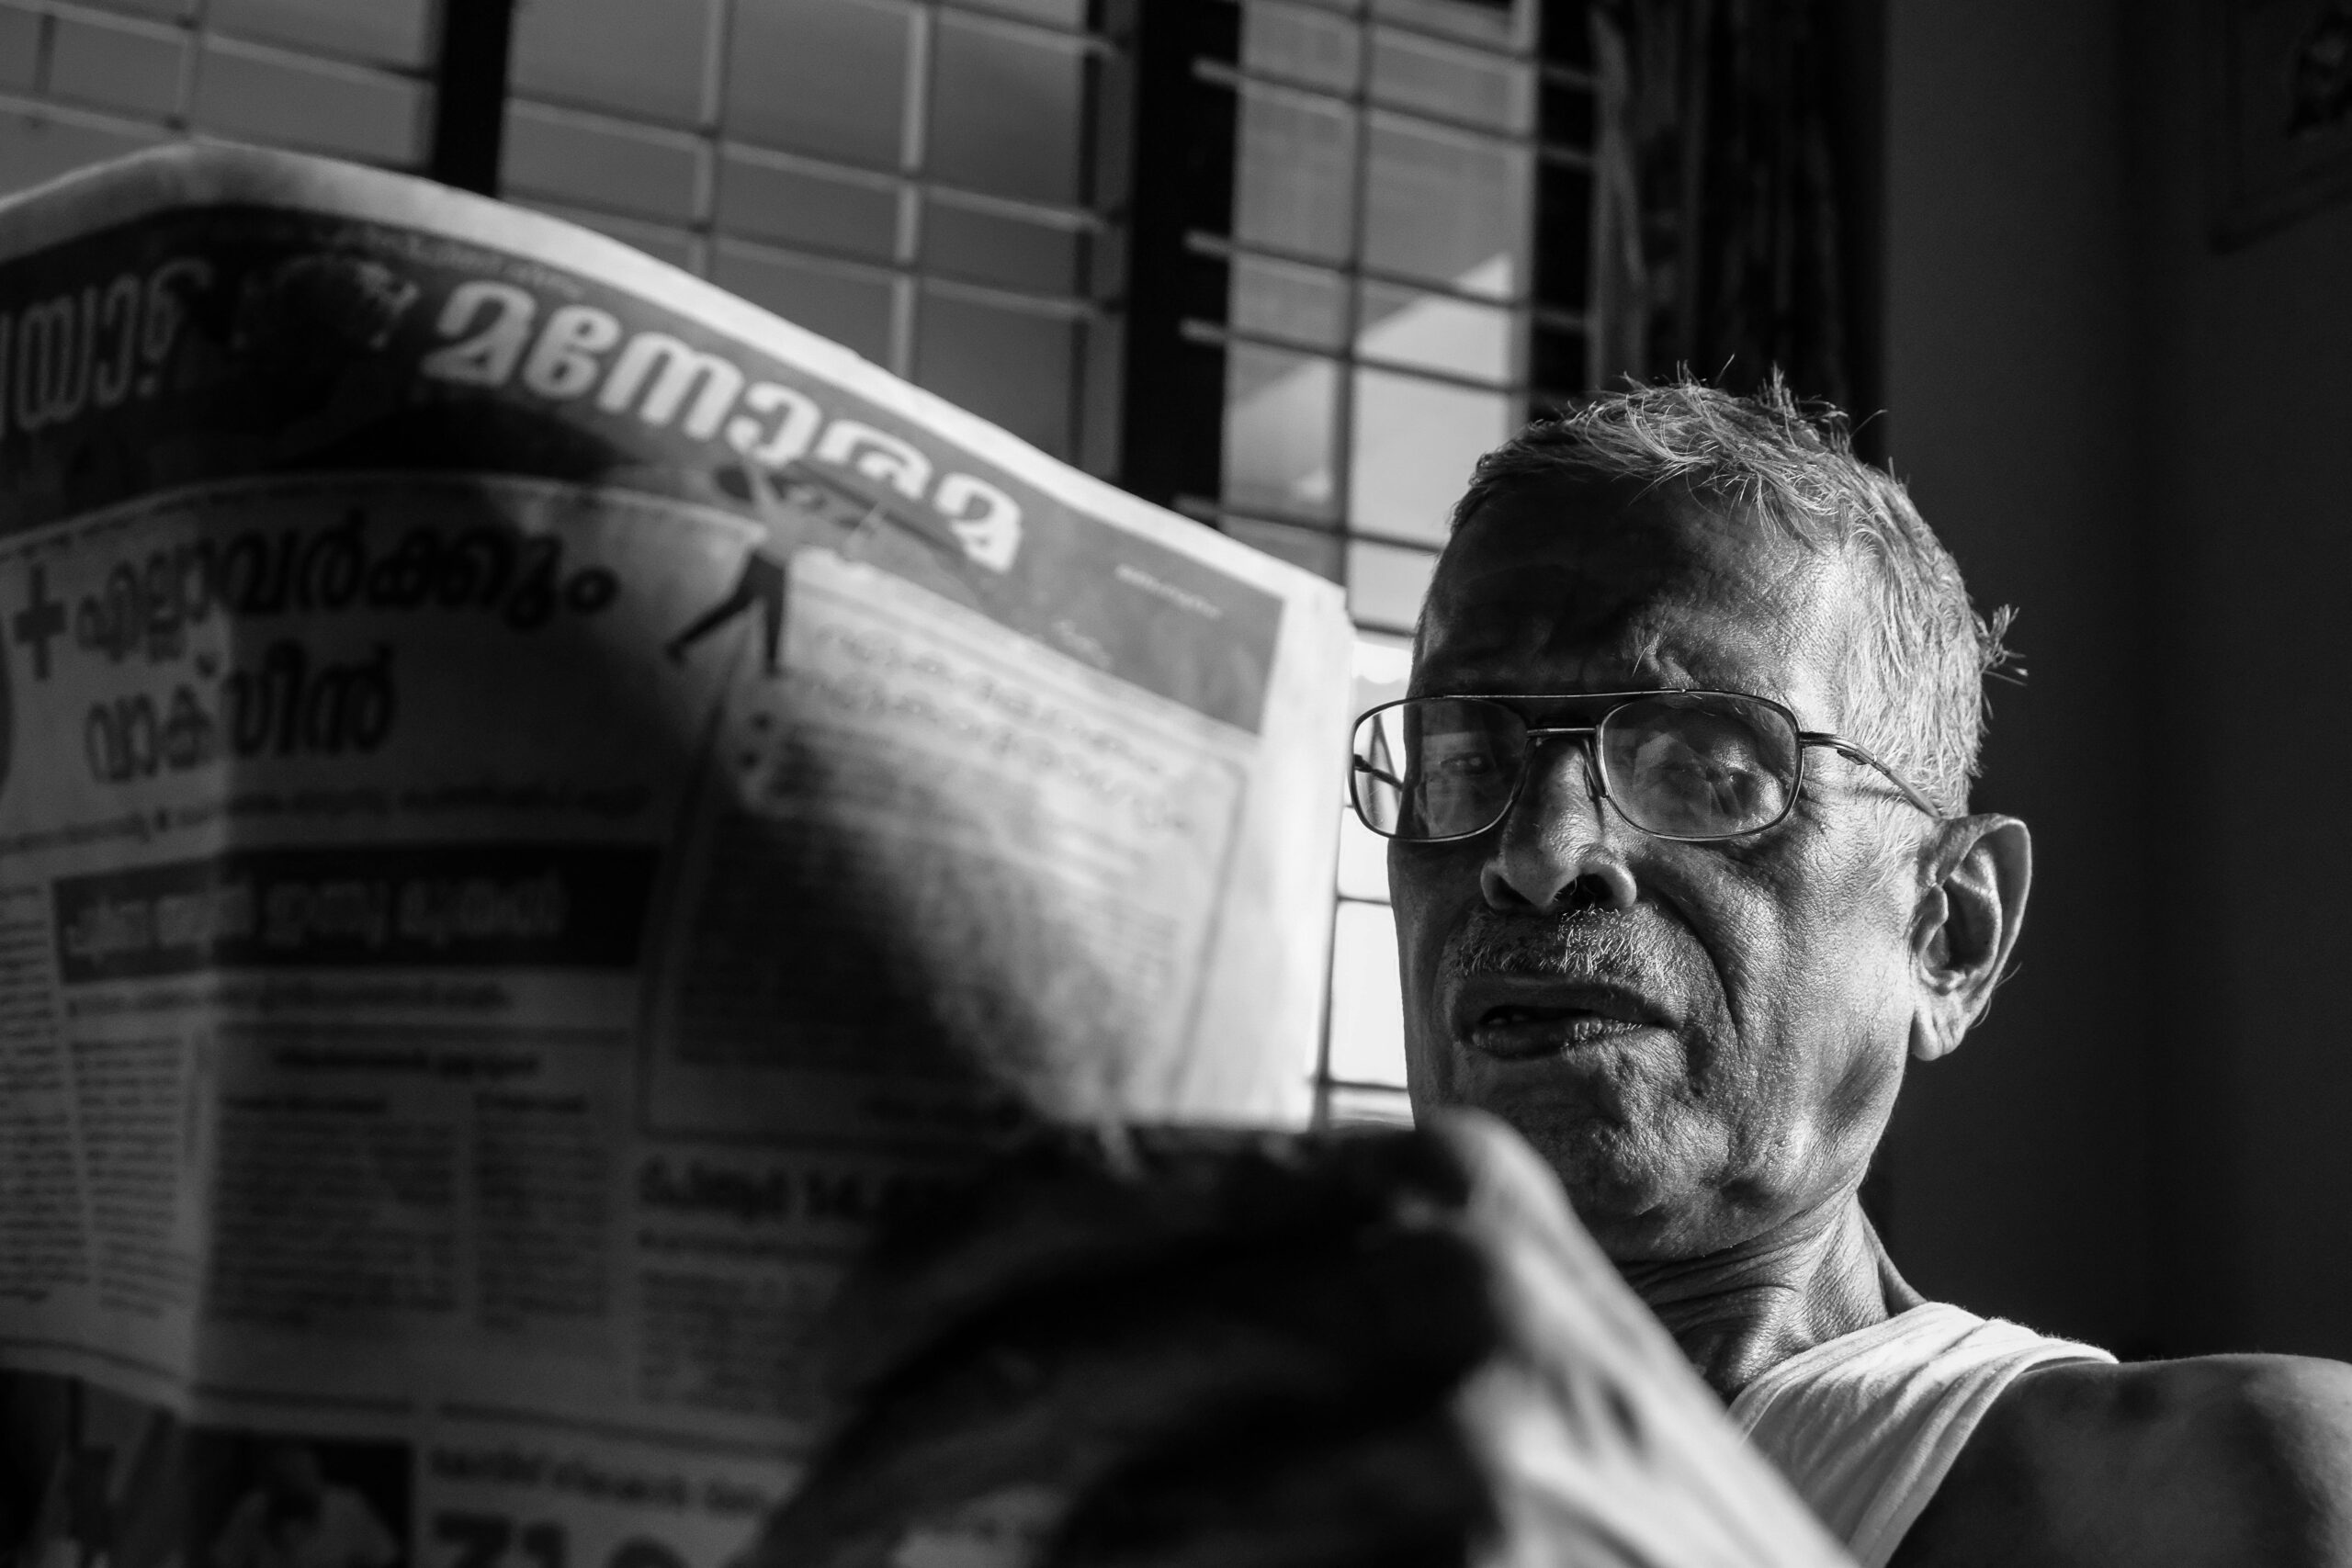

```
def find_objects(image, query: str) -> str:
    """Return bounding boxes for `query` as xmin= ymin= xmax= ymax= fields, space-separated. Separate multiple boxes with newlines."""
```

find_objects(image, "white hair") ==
xmin=1445 ymin=375 xmax=2016 ymax=815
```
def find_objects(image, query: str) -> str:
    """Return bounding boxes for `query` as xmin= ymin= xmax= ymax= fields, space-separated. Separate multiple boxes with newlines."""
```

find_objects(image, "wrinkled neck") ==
xmin=1616 ymin=1196 xmax=1920 ymax=1403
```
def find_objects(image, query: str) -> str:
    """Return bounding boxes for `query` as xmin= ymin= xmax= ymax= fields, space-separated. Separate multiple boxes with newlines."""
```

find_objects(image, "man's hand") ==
xmin=740 ymin=1111 xmax=1851 ymax=1568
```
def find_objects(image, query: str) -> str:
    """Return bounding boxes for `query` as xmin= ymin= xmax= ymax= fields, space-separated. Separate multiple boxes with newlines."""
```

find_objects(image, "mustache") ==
xmin=1437 ymin=905 xmax=1696 ymax=991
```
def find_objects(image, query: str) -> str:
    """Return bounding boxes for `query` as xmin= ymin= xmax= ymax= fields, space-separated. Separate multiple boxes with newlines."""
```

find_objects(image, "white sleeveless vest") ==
xmin=1727 ymin=1303 xmax=2114 ymax=1566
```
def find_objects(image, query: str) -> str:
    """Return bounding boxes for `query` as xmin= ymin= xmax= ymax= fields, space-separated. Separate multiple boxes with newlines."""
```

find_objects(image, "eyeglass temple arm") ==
xmin=1797 ymin=732 xmax=1949 ymax=821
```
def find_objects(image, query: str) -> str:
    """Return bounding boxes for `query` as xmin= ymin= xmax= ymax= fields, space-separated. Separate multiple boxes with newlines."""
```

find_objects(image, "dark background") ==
xmin=1851 ymin=0 xmax=2352 ymax=1365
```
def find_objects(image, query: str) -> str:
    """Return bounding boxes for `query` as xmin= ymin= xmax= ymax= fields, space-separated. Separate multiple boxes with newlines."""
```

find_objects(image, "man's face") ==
xmin=1392 ymin=479 xmax=1925 ymax=1261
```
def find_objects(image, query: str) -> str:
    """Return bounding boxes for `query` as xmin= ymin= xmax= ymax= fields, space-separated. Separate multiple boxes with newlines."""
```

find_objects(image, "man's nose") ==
xmin=1479 ymin=738 xmax=1639 ymax=913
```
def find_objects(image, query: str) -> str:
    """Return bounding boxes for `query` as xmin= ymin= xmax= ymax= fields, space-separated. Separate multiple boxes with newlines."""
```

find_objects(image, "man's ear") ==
xmin=1908 ymin=815 xmax=2031 ymax=1063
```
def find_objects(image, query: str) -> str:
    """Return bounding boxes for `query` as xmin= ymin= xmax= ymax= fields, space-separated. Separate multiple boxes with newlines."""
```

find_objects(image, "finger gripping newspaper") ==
xmin=0 ymin=145 xmax=1352 ymax=1568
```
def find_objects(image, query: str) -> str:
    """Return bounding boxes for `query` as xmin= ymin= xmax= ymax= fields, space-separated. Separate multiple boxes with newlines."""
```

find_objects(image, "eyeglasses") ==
xmin=1349 ymin=691 xmax=1944 ymax=843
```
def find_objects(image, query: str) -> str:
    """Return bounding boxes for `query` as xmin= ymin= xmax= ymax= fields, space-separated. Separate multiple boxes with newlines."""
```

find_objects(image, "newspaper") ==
xmin=0 ymin=145 xmax=1352 ymax=1568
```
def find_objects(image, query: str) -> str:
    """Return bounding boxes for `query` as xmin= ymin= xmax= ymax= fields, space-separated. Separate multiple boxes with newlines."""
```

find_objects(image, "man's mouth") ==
xmin=1453 ymin=979 xmax=1668 ymax=1060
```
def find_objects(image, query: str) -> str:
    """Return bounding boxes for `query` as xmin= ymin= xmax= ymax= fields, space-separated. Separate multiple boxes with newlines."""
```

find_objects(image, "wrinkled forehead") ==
xmin=1414 ymin=479 xmax=1860 ymax=713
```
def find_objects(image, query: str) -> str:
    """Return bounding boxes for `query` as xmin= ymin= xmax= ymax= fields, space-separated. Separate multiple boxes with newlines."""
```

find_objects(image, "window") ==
xmin=1119 ymin=0 xmax=1597 ymax=1127
xmin=0 ymin=0 xmax=1125 ymax=472
xmin=499 ymin=0 xmax=1122 ymax=469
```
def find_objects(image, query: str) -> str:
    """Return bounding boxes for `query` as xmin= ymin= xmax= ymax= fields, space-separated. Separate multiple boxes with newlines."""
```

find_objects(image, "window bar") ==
xmin=1310 ymin=5 xmax=1380 ymax=1130
xmin=1309 ymin=886 xmax=1345 ymax=1129
xmin=888 ymin=3 xmax=938 ymax=380
xmin=1332 ymin=1 xmax=1374 ymax=560
xmin=428 ymin=0 xmax=519 ymax=193
xmin=25 ymin=10 xmax=54 ymax=103
xmin=688 ymin=0 xmax=737 ymax=277
xmin=171 ymin=0 xmax=211 ymax=133
xmin=1115 ymin=0 xmax=1233 ymax=508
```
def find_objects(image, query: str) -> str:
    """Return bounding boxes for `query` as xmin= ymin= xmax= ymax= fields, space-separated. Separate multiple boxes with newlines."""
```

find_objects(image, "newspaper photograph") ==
xmin=0 ymin=144 xmax=1354 ymax=1568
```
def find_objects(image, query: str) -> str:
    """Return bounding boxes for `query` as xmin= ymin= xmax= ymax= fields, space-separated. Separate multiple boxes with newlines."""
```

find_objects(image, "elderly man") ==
xmin=767 ymin=380 xmax=2352 ymax=1567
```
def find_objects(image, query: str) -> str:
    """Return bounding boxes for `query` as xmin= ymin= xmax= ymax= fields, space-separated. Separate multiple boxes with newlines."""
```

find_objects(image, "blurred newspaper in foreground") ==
xmin=0 ymin=145 xmax=1352 ymax=1568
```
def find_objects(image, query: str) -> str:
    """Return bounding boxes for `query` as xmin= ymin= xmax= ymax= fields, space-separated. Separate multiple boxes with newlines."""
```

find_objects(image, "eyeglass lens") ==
xmin=1351 ymin=694 xmax=1802 ymax=840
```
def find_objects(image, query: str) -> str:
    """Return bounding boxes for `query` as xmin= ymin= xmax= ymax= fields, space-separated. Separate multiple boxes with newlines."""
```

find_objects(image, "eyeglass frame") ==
xmin=1349 ymin=689 xmax=1949 ymax=845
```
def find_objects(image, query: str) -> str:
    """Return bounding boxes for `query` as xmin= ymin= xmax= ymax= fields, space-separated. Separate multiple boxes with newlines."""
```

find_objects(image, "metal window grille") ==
xmin=0 ymin=0 xmax=446 ymax=185
xmin=0 ymin=0 xmax=1128 ymax=475
xmin=496 ymin=0 xmax=1125 ymax=471
xmin=1121 ymin=0 xmax=1600 ymax=1128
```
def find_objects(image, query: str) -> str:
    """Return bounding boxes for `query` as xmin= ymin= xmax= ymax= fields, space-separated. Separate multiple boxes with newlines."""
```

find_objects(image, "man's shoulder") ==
xmin=1896 ymin=1352 xmax=2352 ymax=1568
xmin=2009 ymin=1352 xmax=2352 ymax=1514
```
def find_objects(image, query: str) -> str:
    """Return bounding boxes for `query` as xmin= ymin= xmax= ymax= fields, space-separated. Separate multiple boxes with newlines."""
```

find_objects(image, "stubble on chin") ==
xmin=1510 ymin=1095 xmax=1736 ymax=1257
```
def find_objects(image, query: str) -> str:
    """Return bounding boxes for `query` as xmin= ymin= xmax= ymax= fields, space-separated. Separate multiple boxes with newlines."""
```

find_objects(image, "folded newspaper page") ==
xmin=0 ymin=145 xmax=1354 ymax=1568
